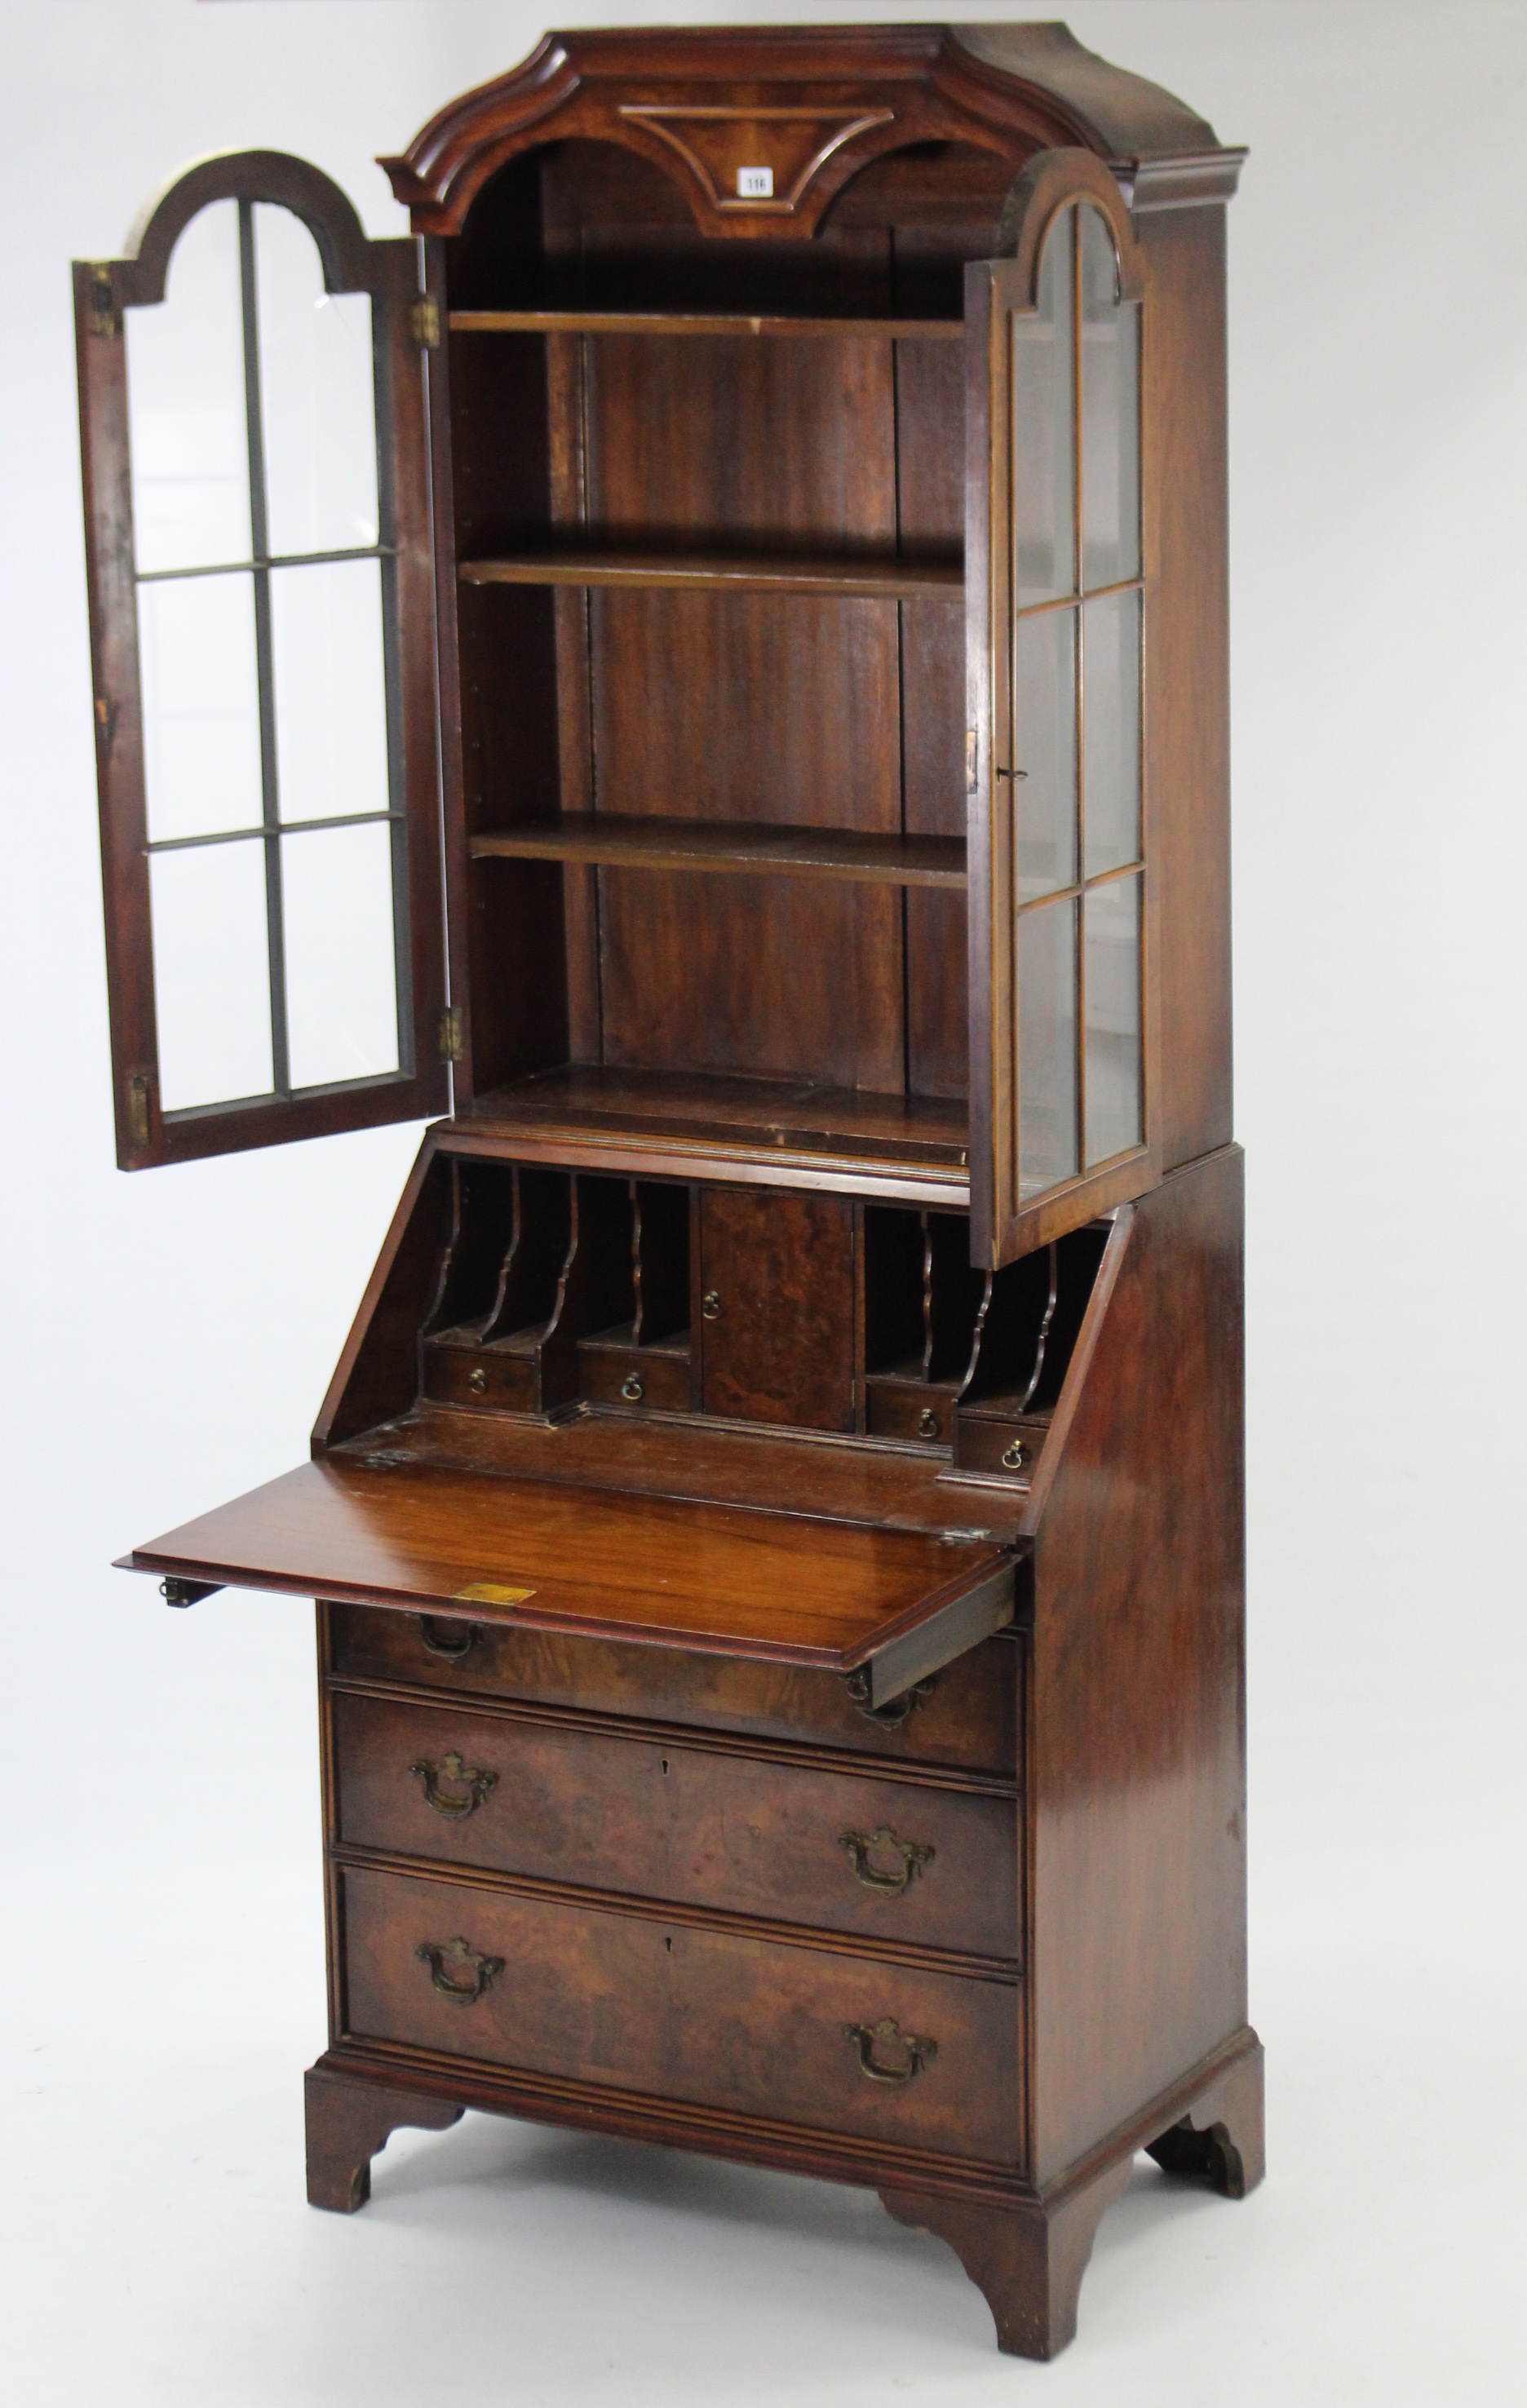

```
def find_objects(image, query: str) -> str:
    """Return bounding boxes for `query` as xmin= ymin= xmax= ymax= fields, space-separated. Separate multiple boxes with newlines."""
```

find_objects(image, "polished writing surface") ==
xmin=126 ymin=1457 xmax=1009 ymax=1671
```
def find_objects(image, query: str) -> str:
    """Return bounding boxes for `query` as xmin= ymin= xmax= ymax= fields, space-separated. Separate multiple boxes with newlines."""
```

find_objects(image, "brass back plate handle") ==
xmin=414 ymin=1936 xmax=504 ymax=2005
xmin=418 ymin=1615 xmax=481 ymax=1661
xmin=838 ymin=1825 xmax=935 ymax=1895
xmin=844 ymin=2016 xmax=938 ymax=2084
xmin=409 ymin=1751 xmax=498 ymax=1820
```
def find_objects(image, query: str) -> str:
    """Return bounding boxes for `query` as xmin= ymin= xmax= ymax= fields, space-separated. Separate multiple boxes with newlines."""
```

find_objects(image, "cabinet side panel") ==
xmin=1028 ymin=1148 xmax=1246 ymax=2184
xmin=1144 ymin=207 xmax=1232 ymax=1169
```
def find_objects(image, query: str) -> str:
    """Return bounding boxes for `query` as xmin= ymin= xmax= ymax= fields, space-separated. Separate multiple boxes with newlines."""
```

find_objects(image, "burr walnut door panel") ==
xmin=698 ymin=1187 xmax=855 ymax=1431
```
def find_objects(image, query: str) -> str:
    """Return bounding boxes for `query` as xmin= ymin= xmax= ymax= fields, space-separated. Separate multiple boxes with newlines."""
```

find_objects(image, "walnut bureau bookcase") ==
xmin=73 ymin=23 xmax=1259 ymax=2358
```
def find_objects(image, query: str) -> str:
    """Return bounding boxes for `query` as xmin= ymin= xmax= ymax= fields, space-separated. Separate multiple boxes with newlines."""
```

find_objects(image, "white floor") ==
xmin=5 ymin=1715 xmax=1521 ymax=2408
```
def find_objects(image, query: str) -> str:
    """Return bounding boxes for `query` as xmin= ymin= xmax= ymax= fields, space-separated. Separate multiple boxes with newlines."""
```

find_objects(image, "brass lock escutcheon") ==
xmin=702 ymin=1290 xmax=722 ymax=1320
xmin=414 ymin=1935 xmax=504 ymax=2005
xmin=418 ymin=1615 xmax=481 ymax=1662
xmin=838 ymin=1824 xmax=935 ymax=1896
xmin=409 ymin=1750 xmax=498 ymax=1821
xmin=621 ymin=1373 xmax=645 ymax=1402
xmin=1001 ymin=1438 xmax=1028 ymax=1472
xmin=844 ymin=2016 xmax=938 ymax=2086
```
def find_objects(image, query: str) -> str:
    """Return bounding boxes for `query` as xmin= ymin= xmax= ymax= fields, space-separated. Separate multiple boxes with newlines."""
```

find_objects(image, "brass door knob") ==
xmin=467 ymin=1366 xmax=488 ymax=1395
xmin=918 ymin=1407 xmax=940 ymax=1440
xmin=702 ymin=1291 xmax=722 ymax=1321
xmin=620 ymin=1373 xmax=645 ymax=1402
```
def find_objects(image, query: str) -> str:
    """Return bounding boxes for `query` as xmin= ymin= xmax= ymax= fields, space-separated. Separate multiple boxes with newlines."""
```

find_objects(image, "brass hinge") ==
xmin=87 ymin=264 xmax=120 ymax=340
xmin=410 ymin=295 xmax=440 ymax=350
xmin=127 ymin=1070 xmax=152 ymax=1148
xmin=437 ymin=1005 xmax=463 ymax=1063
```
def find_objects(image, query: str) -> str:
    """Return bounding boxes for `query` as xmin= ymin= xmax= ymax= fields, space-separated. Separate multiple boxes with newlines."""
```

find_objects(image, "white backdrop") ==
xmin=2 ymin=4 xmax=1523 ymax=2401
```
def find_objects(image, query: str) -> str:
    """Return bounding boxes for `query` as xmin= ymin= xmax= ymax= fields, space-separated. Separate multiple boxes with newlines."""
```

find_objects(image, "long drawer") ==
xmin=330 ymin=1691 xmax=1017 ymax=1960
xmin=325 ymin=1604 xmax=1019 ymax=1777
xmin=339 ymin=1863 xmax=1020 ymax=2164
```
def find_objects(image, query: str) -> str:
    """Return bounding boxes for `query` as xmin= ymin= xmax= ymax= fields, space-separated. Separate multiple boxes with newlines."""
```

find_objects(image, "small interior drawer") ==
xmin=422 ymin=1335 xmax=538 ymax=1414
xmin=953 ymin=1412 xmax=1049 ymax=1481
xmin=864 ymin=1374 xmax=963 ymax=1447
xmin=339 ymin=1862 xmax=1020 ymax=2164
xmin=330 ymin=1690 xmax=1018 ymax=1959
xmin=578 ymin=1328 xmax=692 ymax=1412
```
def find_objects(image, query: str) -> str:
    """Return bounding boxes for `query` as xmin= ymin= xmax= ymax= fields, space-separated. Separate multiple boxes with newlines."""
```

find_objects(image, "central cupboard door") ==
xmin=699 ymin=1189 xmax=855 ymax=1431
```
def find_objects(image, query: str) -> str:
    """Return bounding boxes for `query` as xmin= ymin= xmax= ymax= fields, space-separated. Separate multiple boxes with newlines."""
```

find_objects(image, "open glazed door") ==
xmin=74 ymin=153 xmax=447 ymax=1168
xmin=966 ymin=152 xmax=1160 ymax=1270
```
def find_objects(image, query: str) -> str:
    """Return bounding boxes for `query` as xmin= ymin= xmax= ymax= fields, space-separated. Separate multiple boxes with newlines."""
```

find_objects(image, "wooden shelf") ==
xmin=458 ymin=551 xmax=963 ymax=600
xmin=449 ymin=310 xmax=965 ymax=341
xmin=458 ymin=1068 xmax=972 ymax=1200
xmin=468 ymin=813 xmax=967 ymax=891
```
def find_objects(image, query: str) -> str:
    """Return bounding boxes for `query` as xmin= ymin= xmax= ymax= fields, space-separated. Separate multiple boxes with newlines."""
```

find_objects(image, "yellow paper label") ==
xmin=453 ymin=1582 xmax=538 ymax=1607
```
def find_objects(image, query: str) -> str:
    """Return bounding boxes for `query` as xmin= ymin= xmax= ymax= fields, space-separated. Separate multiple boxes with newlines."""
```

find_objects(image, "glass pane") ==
xmin=281 ymin=823 xmax=399 ymax=1090
xmin=1080 ymin=205 xmax=1140 ymax=590
xmin=254 ymin=203 xmax=379 ymax=559
xmin=149 ymin=840 xmax=272 ymax=1110
xmin=126 ymin=200 xmax=250 ymax=575
xmin=1016 ymin=896 xmax=1079 ymax=1195
xmin=1085 ymin=873 xmax=1144 ymax=1166
xmin=1013 ymin=608 xmax=1078 ymax=901
xmin=271 ymin=559 xmax=390 ymax=824
xmin=1012 ymin=209 xmax=1075 ymax=609
xmin=139 ymin=573 xmax=263 ymax=843
xmin=1082 ymin=588 xmax=1142 ymax=878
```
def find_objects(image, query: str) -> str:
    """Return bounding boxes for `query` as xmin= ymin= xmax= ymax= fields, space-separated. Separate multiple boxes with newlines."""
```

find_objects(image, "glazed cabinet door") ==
xmin=965 ymin=153 xmax=1159 ymax=1269
xmin=74 ymin=153 xmax=448 ymax=1168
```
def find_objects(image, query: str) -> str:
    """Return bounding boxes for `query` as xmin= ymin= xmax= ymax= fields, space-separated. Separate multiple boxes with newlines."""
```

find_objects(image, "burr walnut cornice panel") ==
xmin=379 ymin=25 xmax=1092 ymax=238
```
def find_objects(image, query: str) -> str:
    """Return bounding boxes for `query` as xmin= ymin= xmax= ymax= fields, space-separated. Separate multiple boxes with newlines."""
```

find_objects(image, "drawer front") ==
xmin=327 ymin=1605 xmax=1020 ymax=1777
xmin=578 ymin=1343 xmax=691 ymax=1413
xmin=340 ymin=1863 xmax=1020 ymax=2163
xmin=864 ymin=1379 xmax=959 ymax=1446
xmin=953 ymin=1414 xmax=1048 ymax=1481
xmin=331 ymin=1692 xmax=1017 ymax=1959
xmin=422 ymin=1343 xmax=537 ymax=1413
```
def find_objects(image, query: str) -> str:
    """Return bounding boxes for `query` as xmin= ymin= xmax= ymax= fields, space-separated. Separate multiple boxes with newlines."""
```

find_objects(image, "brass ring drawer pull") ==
xmin=409 ymin=1751 xmax=498 ymax=1820
xmin=467 ymin=1366 xmax=488 ymax=1395
xmin=1001 ymin=1438 xmax=1028 ymax=1471
xmin=839 ymin=1824 xmax=935 ymax=1894
xmin=417 ymin=1616 xmax=481 ymax=1662
xmin=844 ymin=2016 xmax=938 ymax=2085
xmin=621 ymin=1373 xmax=645 ymax=1402
xmin=702 ymin=1290 xmax=722 ymax=1320
xmin=918 ymin=1406 xmax=941 ymax=1440
xmin=414 ymin=1936 xmax=504 ymax=2005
